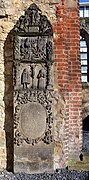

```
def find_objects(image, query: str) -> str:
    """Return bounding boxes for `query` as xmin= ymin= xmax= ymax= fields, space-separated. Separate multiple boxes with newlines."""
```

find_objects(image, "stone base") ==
xmin=14 ymin=142 xmax=54 ymax=174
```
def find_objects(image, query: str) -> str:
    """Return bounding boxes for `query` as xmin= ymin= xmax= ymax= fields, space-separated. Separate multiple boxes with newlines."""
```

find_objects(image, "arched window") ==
xmin=80 ymin=6 xmax=89 ymax=18
xmin=80 ymin=37 xmax=87 ymax=82
xmin=80 ymin=29 xmax=89 ymax=82
xmin=80 ymin=2 xmax=89 ymax=82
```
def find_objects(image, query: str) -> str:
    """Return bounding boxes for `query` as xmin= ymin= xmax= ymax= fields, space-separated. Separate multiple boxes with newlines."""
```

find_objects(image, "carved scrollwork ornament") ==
xmin=42 ymin=129 xmax=53 ymax=144
xmin=14 ymin=90 xmax=54 ymax=146
xmin=14 ymin=130 xmax=24 ymax=146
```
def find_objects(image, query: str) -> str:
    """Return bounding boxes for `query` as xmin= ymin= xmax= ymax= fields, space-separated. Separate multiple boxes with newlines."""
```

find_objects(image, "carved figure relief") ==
xmin=19 ymin=36 xmax=47 ymax=62
xmin=14 ymin=3 xmax=54 ymax=146
xmin=37 ymin=69 xmax=46 ymax=89
xmin=21 ymin=68 xmax=32 ymax=89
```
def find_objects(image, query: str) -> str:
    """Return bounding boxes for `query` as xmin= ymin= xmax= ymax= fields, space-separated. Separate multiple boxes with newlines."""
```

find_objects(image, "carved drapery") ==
xmin=13 ymin=3 xmax=54 ymax=146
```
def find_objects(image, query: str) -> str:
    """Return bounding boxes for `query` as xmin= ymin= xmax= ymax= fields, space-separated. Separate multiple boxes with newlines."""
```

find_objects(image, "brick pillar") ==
xmin=68 ymin=1 xmax=82 ymax=156
xmin=53 ymin=4 xmax=69 ymax=166
xmin=53 ymin=0 xmax=82 ymax=163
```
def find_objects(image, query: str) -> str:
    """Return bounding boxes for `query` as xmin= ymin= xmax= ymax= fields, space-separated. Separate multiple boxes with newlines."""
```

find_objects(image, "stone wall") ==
xmin=0 ymin=0 xmax=82 ymax=172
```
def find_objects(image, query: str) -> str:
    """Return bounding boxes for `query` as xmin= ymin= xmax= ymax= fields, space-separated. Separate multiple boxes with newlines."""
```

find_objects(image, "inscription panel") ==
xmin=20 ymin=102 xmax=46 ymax=139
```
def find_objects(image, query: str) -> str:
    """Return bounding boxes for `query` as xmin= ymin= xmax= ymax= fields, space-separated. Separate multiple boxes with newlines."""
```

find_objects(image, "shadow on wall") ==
xmin=83 ymin=115 xmax=89 ymax=131
xmin=83 ymin=115 xmax=89 ymax=152
xmin=4 ymin=29 xmax=14 ymax=172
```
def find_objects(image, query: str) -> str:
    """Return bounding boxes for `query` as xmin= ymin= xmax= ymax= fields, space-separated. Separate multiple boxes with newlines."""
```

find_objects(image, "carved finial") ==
xmin=29 ymin=3 xmax=41 ymax=12
xmin=61 ymin=0 xmax=65 ymax=5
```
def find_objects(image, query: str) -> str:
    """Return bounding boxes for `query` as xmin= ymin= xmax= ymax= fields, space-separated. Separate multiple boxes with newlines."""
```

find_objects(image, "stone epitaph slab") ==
xmin=13 ymin=3 xmax=54 ymax=173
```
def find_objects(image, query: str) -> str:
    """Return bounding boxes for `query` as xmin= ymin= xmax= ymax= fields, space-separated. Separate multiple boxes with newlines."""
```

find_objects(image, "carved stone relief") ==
xmin=14 ymin=90 xmax=54 ymax=145
xmin=14 ymin=3 xmax=54 ymax=146
xmin=14 ymin=3 xmax=53 ymax=35
xmin=14 ymin=36 xmax=53 ymax=63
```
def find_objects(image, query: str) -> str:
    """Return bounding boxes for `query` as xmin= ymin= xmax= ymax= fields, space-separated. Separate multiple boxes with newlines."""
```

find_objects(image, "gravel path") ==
xmin=0 ymin=169 xmax=89 ymax=180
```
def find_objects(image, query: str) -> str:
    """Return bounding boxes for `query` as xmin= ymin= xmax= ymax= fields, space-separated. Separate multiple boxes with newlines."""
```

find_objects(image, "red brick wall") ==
xmin=53 ymin=0 xmax=82 ymax=159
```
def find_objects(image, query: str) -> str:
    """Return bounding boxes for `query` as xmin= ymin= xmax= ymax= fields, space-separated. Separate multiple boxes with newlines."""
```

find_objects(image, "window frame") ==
xmin=80 ymin=39 xmax=88 ymax=82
